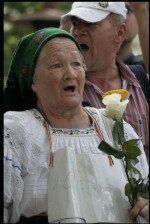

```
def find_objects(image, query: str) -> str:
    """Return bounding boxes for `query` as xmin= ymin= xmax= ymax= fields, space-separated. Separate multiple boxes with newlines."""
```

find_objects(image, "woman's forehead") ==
xmin=42 ymin=37 xmax=80 ymax=56
xmin=45 ymin=37 xmax=77 ymax=49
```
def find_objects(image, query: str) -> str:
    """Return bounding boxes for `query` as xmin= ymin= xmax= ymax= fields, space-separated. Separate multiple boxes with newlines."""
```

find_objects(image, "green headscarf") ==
xmin=7 ymin=27 xmax=82 ymax=93
xmin=4 ymin=28 xmax=82 ymax=112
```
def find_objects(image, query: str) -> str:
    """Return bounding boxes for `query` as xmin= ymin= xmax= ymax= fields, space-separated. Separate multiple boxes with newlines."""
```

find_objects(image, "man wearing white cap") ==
xmin=60 ymin=2 xmax=149 ymax=223
xmin=60 ymin=2 xmax=149 ymax=160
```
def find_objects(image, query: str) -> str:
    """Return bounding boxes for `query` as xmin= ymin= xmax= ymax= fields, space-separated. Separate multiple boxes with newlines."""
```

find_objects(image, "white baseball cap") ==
xmin=61 ymin=2 xmax=127 ymax=25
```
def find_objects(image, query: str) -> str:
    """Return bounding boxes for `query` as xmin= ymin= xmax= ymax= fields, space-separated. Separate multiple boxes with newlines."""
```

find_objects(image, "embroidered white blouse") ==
xmin=4 ymin=108 xmax=149 ymax=223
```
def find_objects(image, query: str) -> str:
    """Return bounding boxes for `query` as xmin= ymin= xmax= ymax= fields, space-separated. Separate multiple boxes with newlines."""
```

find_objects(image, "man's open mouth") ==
xmin=80 ymin=44 xmax=89 ymax=51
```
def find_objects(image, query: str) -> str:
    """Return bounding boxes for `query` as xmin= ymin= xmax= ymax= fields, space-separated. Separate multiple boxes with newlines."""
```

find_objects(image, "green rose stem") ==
xmin=124 ymin=155 xmax=138 ymax=224
xmin=116 ymin=119 xmax=138 ymax=224
xmin=100 ymin=91 xmax=148 ymax=223
xmin=98 ymin=116 xmax=149 ymax=222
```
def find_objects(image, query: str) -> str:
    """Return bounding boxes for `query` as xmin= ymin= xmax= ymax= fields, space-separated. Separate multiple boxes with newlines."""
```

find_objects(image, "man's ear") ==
xmin=115 ymin=23 xmax=127 ymax=44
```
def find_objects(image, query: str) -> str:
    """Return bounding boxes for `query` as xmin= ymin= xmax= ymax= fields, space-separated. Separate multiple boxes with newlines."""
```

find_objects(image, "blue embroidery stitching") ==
xmin=4 ymin=156 xmax=22 ymax=176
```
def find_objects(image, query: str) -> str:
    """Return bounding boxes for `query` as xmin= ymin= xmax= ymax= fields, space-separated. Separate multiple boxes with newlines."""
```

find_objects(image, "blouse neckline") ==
xmin=31 ymin=108 xmax=95 ymax=131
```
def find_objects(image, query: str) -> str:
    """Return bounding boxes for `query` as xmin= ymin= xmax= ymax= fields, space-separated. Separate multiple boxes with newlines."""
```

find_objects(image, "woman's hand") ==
xmin=128 ymin=197 xmax=149 ymax=222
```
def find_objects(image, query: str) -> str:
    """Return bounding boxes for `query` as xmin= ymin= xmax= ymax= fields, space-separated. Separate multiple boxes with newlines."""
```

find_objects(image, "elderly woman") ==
xmin=4 ymin=28 xmax=148 ymax=223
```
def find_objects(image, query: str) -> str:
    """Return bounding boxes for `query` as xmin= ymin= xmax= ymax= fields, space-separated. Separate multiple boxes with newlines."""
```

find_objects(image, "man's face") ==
xmin=70 ymin=16 xmax=118 ymax=71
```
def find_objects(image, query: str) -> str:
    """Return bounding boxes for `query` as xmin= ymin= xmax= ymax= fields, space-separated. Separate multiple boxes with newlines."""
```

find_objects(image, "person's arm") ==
xmin=128 ymin=197 xmax=149 ymax=222
xmin=4 ymin=116 xmax=24 ymax=223
xmin=129 ymin=2 xmax=149 ymax=73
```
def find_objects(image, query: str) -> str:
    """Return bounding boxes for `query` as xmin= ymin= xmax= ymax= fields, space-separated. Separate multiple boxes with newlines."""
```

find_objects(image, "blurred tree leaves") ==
xmin=4 ymin=2 xmax=148 ymax=86
xmin=4 ymin=2 xmax=72 ymax=86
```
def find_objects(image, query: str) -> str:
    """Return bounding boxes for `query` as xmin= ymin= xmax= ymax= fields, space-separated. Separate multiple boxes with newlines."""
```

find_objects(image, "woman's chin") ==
xmin=63 ymin=99 xmax=81 ymax=108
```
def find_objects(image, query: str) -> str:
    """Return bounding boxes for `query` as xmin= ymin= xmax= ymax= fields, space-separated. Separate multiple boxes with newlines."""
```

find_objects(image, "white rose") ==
xmin=102 ymin=93 xmax=129 ymax=119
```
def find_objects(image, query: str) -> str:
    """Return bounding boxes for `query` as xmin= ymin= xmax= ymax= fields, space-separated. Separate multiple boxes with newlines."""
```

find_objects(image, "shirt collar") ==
xmin=116 ymin=56 xmax=141 ymax=87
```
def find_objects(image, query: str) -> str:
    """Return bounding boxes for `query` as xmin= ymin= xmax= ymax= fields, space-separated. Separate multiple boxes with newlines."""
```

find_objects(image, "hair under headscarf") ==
xmin=4 ymin=27 xmax=82 ymax=113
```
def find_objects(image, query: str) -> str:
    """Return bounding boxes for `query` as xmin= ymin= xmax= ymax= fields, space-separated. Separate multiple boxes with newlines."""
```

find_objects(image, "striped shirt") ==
xmin=83 ymin=57 xmax=149 ymax=163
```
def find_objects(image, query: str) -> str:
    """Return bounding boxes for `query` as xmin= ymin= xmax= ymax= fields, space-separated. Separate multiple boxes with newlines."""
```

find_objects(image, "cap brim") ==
xmin=61 ymin=8 xmax=110 ymax=25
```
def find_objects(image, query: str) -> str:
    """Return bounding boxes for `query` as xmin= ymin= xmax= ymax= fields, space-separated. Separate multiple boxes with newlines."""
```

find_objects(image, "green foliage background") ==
xmin=4 ymin=2 xmax=73 ymax=86
xmin=4 ymin=2 xmax=146 ymax=86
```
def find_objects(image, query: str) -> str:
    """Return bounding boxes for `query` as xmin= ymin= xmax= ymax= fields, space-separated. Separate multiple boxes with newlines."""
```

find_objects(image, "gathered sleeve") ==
xmin=4 ymin=125 xmax=24 ymax=223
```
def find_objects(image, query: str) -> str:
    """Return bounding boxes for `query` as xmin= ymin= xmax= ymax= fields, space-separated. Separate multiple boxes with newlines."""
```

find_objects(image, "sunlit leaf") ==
xmin=125 ymin=183 xmax=133 ymax=206
xmin=98 ymin=141 xmax=119 ymax=156
xmin=123 ymin=146 xmax=141 ymax=159
xmin=128 ymin=158 xmax=139 ymax=165
xmin=123 ymin=139 xmax=140 ymax=147
xmin=137 ymin=180 xmax=149 ymax=199
xmin=113 ymin=151 xmax=125 ymax=159
xmin=127 ymin=162 xmax=142 ymax=181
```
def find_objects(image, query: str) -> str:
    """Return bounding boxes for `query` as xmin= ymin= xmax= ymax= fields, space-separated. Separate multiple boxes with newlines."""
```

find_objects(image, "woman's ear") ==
xmin=31 ymin=83 xmax=37 ymax=93
xmin=115 ymin=23 xmax=127 ymax=44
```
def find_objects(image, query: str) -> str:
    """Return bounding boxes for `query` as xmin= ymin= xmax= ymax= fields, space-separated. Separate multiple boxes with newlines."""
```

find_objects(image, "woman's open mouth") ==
xmin=64 ymin=85 xmax=76 ymax=94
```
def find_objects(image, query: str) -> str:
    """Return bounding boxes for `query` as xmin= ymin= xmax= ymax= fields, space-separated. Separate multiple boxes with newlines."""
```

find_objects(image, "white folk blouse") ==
xmin=4 ymin=108 xmax=148 ymax=223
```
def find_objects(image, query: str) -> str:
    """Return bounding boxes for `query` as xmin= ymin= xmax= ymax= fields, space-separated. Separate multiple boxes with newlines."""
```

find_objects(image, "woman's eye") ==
xmin=53 ymin=64 xmax=61 ymax=69
xmin=74 ymin=62 xmax=81 ymax=67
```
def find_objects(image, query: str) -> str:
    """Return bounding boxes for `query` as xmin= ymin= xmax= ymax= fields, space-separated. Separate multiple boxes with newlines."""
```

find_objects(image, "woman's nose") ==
xmin=63 ymin=65 xmax=77 ymax=80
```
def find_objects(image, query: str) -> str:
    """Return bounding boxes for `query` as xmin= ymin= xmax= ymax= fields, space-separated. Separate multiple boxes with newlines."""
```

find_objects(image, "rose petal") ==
xmin=103 ymin=92 xmax=129 ymax=119
xmin=102 ymin=93 xmax=121 ymax=105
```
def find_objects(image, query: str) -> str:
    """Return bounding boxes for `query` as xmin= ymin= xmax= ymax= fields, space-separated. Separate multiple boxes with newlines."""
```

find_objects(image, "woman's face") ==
xmin=32 ymin=37 xmax=85 ymax=111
